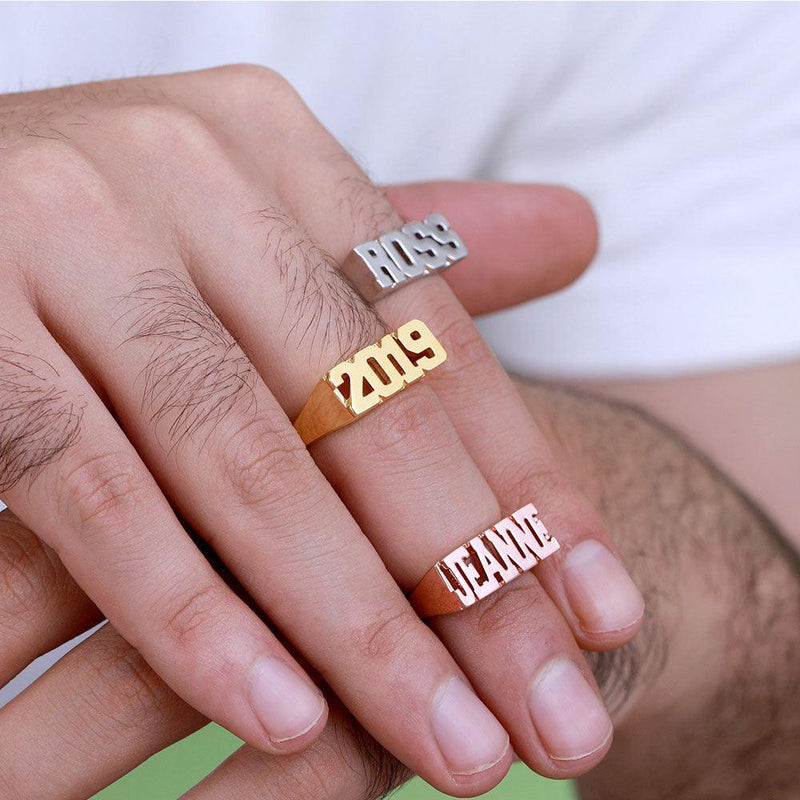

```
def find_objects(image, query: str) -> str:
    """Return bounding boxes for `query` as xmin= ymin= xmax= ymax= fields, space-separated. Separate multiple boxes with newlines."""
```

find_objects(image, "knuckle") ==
xmin=277 ymin=718 xmax=409 ymax=800
xmin=364 ymin=386 xmax=457 ymax=462
xmin=0 ymin=139 xmax=111 ymax=220
xmin=82 ymin=628 xmax=178 ymax=732
xmin=336 ymin=712 xmax=411 ymax=800
xmin=216 ymin=63 xmax=300 ymax=103
xmin=357 ymin=747 xmax=411 ymax=799
xmin=501 ymin=458 xmax=606 ymax=542
xmin=431 ymin=302 xmax=491 ymax=375
xmin=471 ymin=578 xmax=548 ymax=639
xmin=223 ymin=415 xmax=316 ymax=513
xmin=58 ymin=451 xmax=146 ymax=533
xmin=267 ymin=748 xmax=335 ymax=800
xmin=352 ymin=605 xmax=419 ymax=664
xmin=0 ymin=524 xmax=56 ymax=618
xmin=373 ymin=389 xmax=432 ymax=439
xmin=495 ymin=458 xmax=569 ymax=513
xmin=107 ymin=101 xmax=218 ymax=159
xmin=161 ymin=581 xmax=230 ymax=648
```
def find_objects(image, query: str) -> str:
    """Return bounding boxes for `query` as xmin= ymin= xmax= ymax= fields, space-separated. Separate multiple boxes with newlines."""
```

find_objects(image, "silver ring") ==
xmin=340 ymin=213 xmax=468 ymax=302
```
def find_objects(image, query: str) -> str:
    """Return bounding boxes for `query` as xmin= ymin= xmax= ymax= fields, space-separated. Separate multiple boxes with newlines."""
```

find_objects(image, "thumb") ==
xmin=384 ymin=181 xmax=598 ymax=316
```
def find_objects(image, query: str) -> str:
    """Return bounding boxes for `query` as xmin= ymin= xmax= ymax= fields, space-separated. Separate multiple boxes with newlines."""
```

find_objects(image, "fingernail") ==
xmin=562 ymin=540 xmax=645 ymax=634
xmin=250 ymin=658 xmax=326 ymax=743
xmin=431 ymin=677 xmax=510 ymax=776
xmin=528 ymin=658 xmax=613 ymax=761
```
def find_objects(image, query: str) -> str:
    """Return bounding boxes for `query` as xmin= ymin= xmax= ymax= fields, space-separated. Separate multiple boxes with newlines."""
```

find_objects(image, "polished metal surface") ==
xmin=294 ymin=319 xmax=447 ymax=444
xmin=341 ymin=214 xmax=468 ymax=301
xmin=410 ymin=503 xmax=560 ymax=617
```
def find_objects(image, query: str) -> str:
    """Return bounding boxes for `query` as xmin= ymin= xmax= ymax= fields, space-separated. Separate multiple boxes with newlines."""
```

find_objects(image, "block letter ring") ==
xmin=409 ymin=504 xmax=560 ymax=618
xmin=293 ymin=319 xmax=447 ymax=445
xmin=340 ymin=213 xmax=468 ymax=301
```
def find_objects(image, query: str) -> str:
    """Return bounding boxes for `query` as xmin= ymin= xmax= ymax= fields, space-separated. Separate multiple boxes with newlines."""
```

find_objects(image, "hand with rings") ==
xmin=0 ymin=65 xmax=644 ymax=795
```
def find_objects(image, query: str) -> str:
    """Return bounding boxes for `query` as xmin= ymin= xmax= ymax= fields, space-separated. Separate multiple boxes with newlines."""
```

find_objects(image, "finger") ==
xmin=183 ymin=700 xmax=411 ymax=800
xmin=385 ymin=184 xmax=645 ymax=648
xmin=0 ymin=509 xmax=101 ymax=688
xmin=0 ymin=513 xmax=404 ymax=800
xmin=0 ymin=299 xmax=326 ymax=754
xmin=386 ymin=180 xmax=599 ymax=315
xmin=0 ymin=623 xmax=204 ymax=800
xmin=0 ymin=610 xmax=400 ymax=800
xmin=383 ymin=184 xmax=644 ymax=649
xmin=169 ymin=72 xmax=587 ymax=782
xmin=289 ymin=137 xmax=643 ymax=651
xmin=377 ymin=281 xmax=643 ymax=771
xmin=388 ymin=280 xmax=645 ymax=646
xmin=20 ymin=139 xmax=509 ymax=792
xmin=168 ymin=70 xmax=611 ymax=777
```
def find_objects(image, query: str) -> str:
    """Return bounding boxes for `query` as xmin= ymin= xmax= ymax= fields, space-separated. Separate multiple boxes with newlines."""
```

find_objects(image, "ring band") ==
xmin=409 ymin=503 xmax=560 ymax=618
xmin=340 ymin=213 xmax=468 ymax=301
xmin=293 ymin=319 xmax=447 ymax=445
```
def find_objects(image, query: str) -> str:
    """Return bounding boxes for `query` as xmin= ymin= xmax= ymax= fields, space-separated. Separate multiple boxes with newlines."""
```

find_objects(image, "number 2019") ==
xmin=327 ymin=319 xmax=447 ymax=416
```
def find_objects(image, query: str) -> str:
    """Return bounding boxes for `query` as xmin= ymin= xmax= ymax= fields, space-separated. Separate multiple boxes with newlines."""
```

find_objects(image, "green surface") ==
xmin=93 ymin=723 xmax=576 ymax=800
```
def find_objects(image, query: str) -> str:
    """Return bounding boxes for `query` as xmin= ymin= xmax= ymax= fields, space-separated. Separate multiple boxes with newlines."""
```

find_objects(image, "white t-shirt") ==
xmin=1 ymin=1 xmax=798 ymax=380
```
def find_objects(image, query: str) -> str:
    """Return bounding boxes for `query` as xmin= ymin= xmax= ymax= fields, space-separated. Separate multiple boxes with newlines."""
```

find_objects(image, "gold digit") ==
xmin=395 ymin=319 xmax=447 ymax=371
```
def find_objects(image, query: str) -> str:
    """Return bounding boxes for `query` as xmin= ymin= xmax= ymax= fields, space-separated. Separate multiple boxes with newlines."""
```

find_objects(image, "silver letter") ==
xmin=353 ymin=240 xmax=406 ymax=288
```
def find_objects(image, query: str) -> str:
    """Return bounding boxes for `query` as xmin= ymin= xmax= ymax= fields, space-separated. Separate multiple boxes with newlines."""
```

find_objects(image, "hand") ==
xmin=3 ymin=377 xmax=796 ymax=799
xmin=0 ymin=65 xmax=642 ymax=793
xmin=0 ymin=183 xmax=609 ymax=799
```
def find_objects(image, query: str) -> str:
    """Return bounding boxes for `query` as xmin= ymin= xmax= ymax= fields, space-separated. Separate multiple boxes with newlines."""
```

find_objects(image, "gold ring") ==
xmin=293 ymin=319 xmax=447 ymax=445
xmin=409 ymin=503 xmax=560 ymax=618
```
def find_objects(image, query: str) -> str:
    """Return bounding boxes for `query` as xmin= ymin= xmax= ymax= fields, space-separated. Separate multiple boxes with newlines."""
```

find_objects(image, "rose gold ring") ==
xmin=409 ymin=503 xmax=560 ymax=618
xmin=293 ymin=319 xmax=447 ymax=446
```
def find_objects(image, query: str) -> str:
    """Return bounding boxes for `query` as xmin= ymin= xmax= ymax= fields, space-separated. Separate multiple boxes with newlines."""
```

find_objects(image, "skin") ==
xmin=0 ymin=378 xmax=796 ymax=799
xmin=522 ymin=381 xmax=800 ymax=799
xmin=580 ymin=360 xmax=800 ymax=553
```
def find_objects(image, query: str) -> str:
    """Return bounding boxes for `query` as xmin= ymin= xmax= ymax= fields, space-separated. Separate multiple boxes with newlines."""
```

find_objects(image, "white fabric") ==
xmin=1 ymin=2 xmax=798 ymax=378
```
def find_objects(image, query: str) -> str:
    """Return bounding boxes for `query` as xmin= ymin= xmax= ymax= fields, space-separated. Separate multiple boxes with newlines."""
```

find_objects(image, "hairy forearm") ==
xmin=517 ymin=379 xmax=800 ymax=800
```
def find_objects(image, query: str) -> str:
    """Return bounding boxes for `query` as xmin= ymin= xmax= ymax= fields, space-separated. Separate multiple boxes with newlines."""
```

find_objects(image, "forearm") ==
xmin=517 ymin=379 xmax=800 ymax=800
xmin=575 ymin=361 xmax=800 ymax=553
